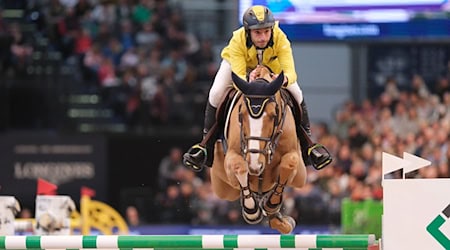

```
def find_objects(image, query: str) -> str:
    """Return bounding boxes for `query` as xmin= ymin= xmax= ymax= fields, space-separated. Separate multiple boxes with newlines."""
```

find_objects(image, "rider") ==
xmin=183 ymin=5 xmax=332 ymax=171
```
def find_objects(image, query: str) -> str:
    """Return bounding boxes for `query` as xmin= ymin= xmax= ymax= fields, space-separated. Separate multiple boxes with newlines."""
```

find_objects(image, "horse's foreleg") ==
xmin=211 ymin=142 xmax=240 ymax=201
xmin=224 ymin=151 xmax=246 ymax=188
xmin=288 ymin=152 xmax=307 ymax=189
xmin=225 ymin=151 xmax=262 ymax=224
xmin=264 ymin=151 xmax=300 ymax=234
xmin=265 ymin=151 xmax=300 ymax=213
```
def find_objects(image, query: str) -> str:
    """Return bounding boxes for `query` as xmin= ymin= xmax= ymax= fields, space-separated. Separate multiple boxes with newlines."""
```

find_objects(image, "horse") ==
xmin=210 ymin=65 xmax=307 ymax=234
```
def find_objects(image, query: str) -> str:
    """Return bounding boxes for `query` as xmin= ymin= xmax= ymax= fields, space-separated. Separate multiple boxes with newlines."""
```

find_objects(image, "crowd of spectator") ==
xmin=0 ymin=0 xmax=217 ymax=130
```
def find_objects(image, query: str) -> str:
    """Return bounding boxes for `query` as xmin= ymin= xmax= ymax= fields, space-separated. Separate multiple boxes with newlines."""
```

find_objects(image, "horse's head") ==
xmin=231 ymin=70 xmax=285 ymax=176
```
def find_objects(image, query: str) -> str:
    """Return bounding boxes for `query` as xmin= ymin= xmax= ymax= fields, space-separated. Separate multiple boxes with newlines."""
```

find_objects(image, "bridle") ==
xmin=238 ymin=91 xmax=289 ymax=166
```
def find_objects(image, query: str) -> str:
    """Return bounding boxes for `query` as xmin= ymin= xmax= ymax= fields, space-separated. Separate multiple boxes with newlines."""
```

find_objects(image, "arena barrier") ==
xmin=382 ymin=152 xmax=450 ymax=249
xmin=0 ymin=235 xmax=376 ymax=249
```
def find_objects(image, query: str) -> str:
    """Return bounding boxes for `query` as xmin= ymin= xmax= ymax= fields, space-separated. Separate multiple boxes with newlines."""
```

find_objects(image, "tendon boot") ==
xmin=183 ymin=102 xmax=218 ymax=172
xmin=298 ymin=100 xmax=332 ymax=170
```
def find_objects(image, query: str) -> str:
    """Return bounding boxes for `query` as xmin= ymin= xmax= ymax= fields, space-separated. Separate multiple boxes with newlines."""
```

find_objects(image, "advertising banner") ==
xmin=0 ymin=132 xmax=107 ymax=210
xmin=341 ymin=198 xmax=382 ymax=239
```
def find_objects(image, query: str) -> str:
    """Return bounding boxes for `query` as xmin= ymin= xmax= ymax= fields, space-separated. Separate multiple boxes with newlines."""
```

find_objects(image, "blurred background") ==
xmin=0 ymin=0 xmax=449 ymax=236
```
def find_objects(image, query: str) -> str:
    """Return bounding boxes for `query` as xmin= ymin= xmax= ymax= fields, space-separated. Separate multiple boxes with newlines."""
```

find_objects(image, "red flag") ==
xmin=37 ymin=178 xmax=57 ymax=195
xmin=81 ymin=186 xmax=96 ymax=198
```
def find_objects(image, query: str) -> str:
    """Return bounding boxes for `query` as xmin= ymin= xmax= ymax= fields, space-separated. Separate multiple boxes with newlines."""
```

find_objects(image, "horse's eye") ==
xmin=272 ymin=114 xmax=278 ymax=122
xmin=267 ymin=112 xmax=276 ymax=121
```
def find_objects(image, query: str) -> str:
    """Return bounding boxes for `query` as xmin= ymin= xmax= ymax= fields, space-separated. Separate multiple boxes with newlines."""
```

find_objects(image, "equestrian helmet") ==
xmin=243 ymin=5 xmax=275 ymax=30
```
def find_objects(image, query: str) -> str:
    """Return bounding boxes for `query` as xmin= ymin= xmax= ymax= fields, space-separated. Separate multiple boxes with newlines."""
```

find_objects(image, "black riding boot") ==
xmin=183 ymin=102 xmax=217 ymax=172
xmin=298 ymin=100 xmax=332 ymax=170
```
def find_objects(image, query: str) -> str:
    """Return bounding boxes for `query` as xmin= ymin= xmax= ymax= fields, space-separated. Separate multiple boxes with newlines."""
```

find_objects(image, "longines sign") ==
xmin=0 ymin=132 xmax=107 ymax=208
xmin=13 ymin=142 xmax=96 ymax=184
xmin=14 ymin=160 xmax=95 ymax=185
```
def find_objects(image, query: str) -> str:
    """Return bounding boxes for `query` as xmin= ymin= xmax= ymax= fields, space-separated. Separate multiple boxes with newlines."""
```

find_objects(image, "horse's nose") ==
xmin=248 ymin=162 xmax=264 ymax=176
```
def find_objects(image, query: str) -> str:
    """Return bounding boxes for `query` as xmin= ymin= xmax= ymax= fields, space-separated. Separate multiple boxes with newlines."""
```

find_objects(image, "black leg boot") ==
xmin=183 ymin=102 xmax=218 ymax=171
xmin=299 ymin=100 xmax=332 ymax=170
xmin=297 ymin=100 xmax=313 ymax=166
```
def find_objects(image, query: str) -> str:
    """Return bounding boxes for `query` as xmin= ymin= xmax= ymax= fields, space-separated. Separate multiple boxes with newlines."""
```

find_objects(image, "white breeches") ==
xmin=285 ymin=81 xmax=304 ymax=105
xmin=208 ymin=60 xmax=234 ymax=107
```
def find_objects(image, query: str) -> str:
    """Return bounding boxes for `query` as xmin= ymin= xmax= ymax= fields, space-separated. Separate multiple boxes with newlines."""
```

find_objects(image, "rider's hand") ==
xmin=249 ymin=69 xmax=258 ymax=82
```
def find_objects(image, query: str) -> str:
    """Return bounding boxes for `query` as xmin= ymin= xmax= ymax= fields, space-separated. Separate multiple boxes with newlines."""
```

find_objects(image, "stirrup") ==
xmin=307 ymin=143 xmax=332 ymax=170
xmin=182 ymin=144 xmax=207 ymax=172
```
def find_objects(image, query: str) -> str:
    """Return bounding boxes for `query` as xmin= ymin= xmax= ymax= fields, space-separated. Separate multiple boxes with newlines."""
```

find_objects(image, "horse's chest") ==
xmin=248 ymin=169 xmax=278 ymax=193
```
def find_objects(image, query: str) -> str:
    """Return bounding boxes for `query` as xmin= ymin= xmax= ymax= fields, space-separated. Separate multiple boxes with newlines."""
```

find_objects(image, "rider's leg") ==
xmin=183 ymin=60 xmax=232 ymax=171
xmin=183 ymin=102 xmax=217 ymax=170
xmin=285 ymin=83 xmax=332 ymax=170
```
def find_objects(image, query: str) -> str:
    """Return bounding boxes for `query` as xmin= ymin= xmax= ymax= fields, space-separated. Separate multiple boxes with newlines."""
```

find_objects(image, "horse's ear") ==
xmin=268 ymin=71 xmax=284 ymax=95
xmin=232 ymin=72 xmax=250 ymax=93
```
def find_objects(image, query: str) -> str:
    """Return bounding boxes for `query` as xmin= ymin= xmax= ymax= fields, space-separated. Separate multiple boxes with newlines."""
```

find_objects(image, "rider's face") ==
xmin=249 ymin=27 xmax=272 ymax=48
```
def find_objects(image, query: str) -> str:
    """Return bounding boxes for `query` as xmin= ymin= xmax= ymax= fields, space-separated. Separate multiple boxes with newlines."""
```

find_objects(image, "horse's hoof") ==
xmin=242 ymin=206 xmax=263 ymax=224
xmin=268 ymin=213 xmax=296 ymax=234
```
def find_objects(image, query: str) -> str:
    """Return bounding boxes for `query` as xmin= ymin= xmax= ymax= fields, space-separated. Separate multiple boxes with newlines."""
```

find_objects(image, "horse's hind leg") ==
xmin=263 ymin=151 xmax=300 ymax=234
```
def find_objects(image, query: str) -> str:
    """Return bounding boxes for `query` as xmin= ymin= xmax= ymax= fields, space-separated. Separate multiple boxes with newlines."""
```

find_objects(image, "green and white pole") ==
xmin=0 ymin=235 xmax=376 ymax=249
